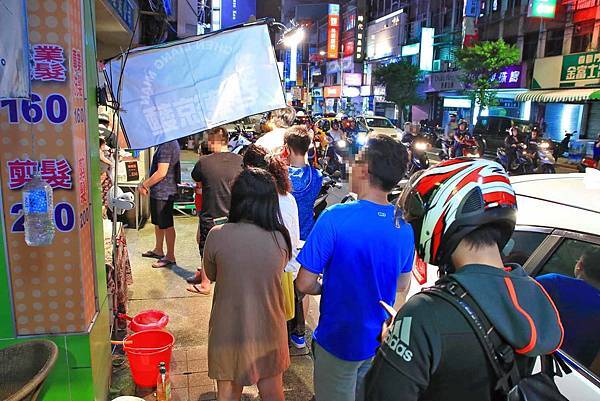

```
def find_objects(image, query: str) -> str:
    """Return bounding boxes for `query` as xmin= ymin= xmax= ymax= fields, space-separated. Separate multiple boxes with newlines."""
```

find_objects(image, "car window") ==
xmin=365 ymin=118 xmax=395 ymax=128
xmin=501 ymin=231 xmax=547 ymax=266
xmin=535 ymin=239 xmax=600 ymax=376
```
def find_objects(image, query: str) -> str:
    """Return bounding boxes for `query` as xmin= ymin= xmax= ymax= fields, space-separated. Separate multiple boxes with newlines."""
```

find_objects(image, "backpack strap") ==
xmin=423 ymin=279 xmax=520 ymax=395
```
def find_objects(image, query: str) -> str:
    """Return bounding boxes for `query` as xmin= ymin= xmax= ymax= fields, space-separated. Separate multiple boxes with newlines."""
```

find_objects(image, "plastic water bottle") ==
xmin=22 ymin=174 xmax=55 ymax=246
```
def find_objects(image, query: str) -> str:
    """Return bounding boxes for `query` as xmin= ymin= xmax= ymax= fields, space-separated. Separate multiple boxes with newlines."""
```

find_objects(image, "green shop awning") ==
xmin=515 ymin=88 xmax=600 ymax=102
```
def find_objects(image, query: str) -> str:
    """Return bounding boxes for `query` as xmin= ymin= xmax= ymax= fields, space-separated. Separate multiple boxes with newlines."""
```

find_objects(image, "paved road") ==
xmin=426 ymin=147 xmax=578 ymax=174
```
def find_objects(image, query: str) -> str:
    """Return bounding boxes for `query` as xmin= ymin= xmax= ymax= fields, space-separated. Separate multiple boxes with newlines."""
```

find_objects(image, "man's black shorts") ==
xmin=150 ymin=197 xmax=175 ymax=229
xmin=198 ymin=217 xmax=215 ymax=257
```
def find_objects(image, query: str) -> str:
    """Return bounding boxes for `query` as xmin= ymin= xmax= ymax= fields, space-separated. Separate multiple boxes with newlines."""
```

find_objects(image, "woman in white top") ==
xmin=242 ymin=145 xmax=301 ymax=277
xmin=328 ymin=120 xmax=346 ymax=143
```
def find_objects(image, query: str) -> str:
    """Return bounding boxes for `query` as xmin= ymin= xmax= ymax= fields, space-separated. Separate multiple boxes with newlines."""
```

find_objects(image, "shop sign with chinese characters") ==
xmin=489 ymin=64 xmax=525 ymax=89
xmin=561 ymin=51 xmax=600 ymax=84
xmin=354 ymin=14 xmax=366 ymax=62
xmin=327 ymin=4 xmax=340 ymax=59
xmin=532 ymin=51 xmax=600 ymax=89
xmin=0 ymin=0 xmax=96 ymax=336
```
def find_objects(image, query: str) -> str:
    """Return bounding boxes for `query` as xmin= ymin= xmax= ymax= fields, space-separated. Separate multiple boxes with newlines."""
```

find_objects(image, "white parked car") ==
xmin=355 ymin=115 xmax=402 ymax=138
xmin=408 ymin=171 xmax=600 ymax=401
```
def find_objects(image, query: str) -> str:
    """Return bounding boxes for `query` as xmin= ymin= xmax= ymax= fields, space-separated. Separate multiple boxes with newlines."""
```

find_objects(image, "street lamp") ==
xmin=283 ymin=28 xmax=305 ymax=105
xmin=282 ymin=28 xmax=305 ymax=48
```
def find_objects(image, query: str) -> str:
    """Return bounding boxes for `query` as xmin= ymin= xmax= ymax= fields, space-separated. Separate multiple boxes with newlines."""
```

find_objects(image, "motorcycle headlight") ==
xmin=356 ymin=133 xmax=367 ymax=146
xmin=414 ymin=142 xmax=428 ymax=151
xmin=540 ymin=142 xmax=550 ymax=149
xmin=337 ymin=140 xmax=347 ymax=149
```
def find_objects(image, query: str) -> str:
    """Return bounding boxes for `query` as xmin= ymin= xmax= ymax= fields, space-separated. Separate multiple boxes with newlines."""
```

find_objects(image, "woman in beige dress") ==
xmin=204 ymin=168 xmax=292 ymax=401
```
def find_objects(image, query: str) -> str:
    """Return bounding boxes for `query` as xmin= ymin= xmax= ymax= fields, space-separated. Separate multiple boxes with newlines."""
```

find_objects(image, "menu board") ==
xmin=125 ymin=161 xmax=139 ymax=182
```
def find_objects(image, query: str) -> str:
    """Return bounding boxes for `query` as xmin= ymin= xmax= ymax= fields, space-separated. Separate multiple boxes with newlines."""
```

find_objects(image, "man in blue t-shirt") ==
xmin=537 ymin=248 xmax=600 ymax=371
xmin=284 ymin=125 xmax=323 ymax=349
xmin=296 ymin=134 xmax=414 ymax=401
xmin=285 ymin=125 xmax=323 ymax=240
xmin=139 ymin=140 xmax=181 ymax=268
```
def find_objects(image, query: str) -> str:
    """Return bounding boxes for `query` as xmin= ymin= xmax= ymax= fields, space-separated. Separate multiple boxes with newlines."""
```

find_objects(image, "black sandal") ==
xmin=142 ymin=250 xmax=164 ymax=259
xmin=152 ymin=258 xmax=176 ymax=268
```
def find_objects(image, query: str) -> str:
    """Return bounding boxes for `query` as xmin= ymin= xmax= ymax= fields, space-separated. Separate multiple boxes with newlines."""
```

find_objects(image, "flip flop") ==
xmin=142 ymin=250 xmax=164 ymax=259
xmin=152 ymin=258 xmax=176 ymax=268
xmin=186 ymin=269 xmax=202 ymax=284
xmin=186 ymin=284 xmax=211 ymax=296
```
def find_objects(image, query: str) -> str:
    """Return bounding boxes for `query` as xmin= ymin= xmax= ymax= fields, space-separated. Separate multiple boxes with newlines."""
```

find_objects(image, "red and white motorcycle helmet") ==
xmin=398 ymin=158 xmax=517 ymax=268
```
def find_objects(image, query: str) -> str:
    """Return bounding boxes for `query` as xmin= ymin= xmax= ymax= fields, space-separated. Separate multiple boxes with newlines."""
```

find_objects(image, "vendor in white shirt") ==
xmin=255 ymin=106 xmax=297 ymax=154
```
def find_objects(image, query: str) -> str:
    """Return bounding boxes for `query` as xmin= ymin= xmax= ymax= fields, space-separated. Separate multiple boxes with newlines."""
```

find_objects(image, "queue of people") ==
xmin=130 ymin=106 xmax=584 ymax=401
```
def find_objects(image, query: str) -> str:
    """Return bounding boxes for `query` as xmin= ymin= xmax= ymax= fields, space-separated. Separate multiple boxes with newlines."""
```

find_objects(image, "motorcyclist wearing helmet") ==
xmin=525 ymin=127 xmax=543 ymax=167
xmin=504 ymin=126 xmax=522 ymax=170
xmin=452 ymin=120 xmax=470 ymax=158
xmin=402 ymin=122 xmax=420 ymax=145
xmin=365 ymin=158 xmax=564 ymax=401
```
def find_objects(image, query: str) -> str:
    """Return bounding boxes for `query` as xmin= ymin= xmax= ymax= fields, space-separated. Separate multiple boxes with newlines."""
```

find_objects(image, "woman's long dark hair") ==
xmin=243 ymin=144 xmax=291 ymax=195
xmin=229 ymin=168 xmax=292 ymax=260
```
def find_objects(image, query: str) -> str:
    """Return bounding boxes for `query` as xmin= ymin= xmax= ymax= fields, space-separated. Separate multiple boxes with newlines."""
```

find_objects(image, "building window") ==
xmin=571 ymin=21 xmax=594 ymax=54
xmin=545 ymin=29 xmax=564 ymax=57
xmin=522 ymin=31 xmax=539 ymax=61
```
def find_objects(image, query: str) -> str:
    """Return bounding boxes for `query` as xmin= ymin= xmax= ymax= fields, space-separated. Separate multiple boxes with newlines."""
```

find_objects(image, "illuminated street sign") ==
xmin=528 ymin=0 xmax=557 ymax=18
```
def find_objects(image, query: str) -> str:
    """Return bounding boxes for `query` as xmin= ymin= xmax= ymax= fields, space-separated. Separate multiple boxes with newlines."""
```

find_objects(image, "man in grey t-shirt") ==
xmin=139 ymin=140 xmax=181 ymax=268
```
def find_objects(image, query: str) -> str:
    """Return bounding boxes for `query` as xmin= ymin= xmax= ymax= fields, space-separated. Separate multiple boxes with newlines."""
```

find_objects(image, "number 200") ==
xmin=10 ymin=202 xmax=76 ymax=233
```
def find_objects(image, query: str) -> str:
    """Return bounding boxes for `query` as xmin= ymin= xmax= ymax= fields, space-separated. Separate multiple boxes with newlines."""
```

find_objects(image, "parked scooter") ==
xmin=228 ymin=126 xmax=253 ymax=155
xmin=314 ymin=171 xmax=342 ymax=219
xmin=579 ymin=156 xmax=599 ymax=172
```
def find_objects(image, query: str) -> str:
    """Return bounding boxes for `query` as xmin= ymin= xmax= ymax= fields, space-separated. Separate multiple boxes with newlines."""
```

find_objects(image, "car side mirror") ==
xmin=368 ymin=128 xmax=374 ymax=132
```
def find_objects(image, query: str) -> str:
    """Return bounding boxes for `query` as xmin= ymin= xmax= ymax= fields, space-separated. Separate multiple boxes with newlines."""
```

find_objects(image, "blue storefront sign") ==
xmin=221 ymin=0 xmax=257 ymax=29
xmin=463 ymin=0 xmax=479 ymax=17
xmin=106 ymin=0 xmax=135 ymax=31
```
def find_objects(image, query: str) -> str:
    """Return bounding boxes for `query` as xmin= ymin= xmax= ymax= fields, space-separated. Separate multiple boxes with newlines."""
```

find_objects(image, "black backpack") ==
xmin=424 ymin=278 xmax=571 ymax=401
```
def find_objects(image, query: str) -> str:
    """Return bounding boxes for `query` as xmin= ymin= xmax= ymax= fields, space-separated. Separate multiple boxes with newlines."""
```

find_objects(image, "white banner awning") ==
xmin=106 ymin=23 xmax=286 ymax=149
xmin=515 ymin=88 xmax=600 ymax=103
xmin=0 ymin=0 xmax=30 ymax=98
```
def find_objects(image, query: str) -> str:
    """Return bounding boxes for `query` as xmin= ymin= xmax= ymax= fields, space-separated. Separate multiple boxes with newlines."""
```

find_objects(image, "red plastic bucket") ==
xmin=119 ymin=310 xmax=169 ymax=332
xmin=124 ymin=330 xmax=175 ymax=387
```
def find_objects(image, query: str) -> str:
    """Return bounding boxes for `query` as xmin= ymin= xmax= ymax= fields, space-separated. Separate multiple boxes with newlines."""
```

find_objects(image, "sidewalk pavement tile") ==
xmin=172 ymin=348 xmax=187 ymax=363
xmin=186 ymin=345 xmax=208 ymax=360
xmin=171 ymin=374 xmax=188 ymax=389
xmin=187 ymin=372 xmax=214 ymax=387
xmin=187 ymin=358 xmax=208 ymax=373
xmin=173 ymin=387 xmax=189 ymax=401
xmin=171 ymin=359 xmax=188 ymax=375
xmin=189 ymin=385 xmax=217 ymax=401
